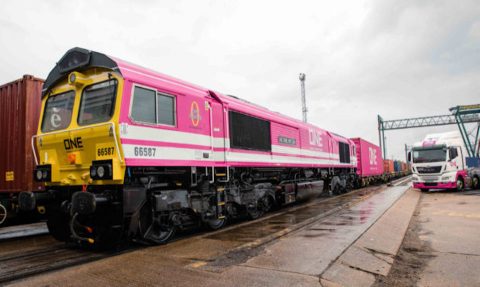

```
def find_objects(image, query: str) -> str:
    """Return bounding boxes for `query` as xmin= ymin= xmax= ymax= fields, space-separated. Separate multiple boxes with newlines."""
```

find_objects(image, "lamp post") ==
xmin=299 ymin=73 xmax=307 ymax=123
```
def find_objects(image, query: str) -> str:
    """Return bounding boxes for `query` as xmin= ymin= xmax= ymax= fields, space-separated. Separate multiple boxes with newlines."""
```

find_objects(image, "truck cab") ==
xmin=409 ymin=131 xmax=479 ymax=192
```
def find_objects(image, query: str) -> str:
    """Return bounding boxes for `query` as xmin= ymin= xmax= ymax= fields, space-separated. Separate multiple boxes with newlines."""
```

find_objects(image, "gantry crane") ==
xmin=378 ymin=104 xmax=480 ymax=159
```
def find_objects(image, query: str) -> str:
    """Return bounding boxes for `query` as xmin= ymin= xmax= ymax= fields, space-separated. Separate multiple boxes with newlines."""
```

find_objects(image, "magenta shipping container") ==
xmin=351 ymin=138 xmax=384 ymax=177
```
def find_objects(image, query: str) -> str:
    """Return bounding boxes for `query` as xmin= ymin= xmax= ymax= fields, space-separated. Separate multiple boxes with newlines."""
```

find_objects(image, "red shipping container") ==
xmin=383 ymin=159 xmax=394 ymax=175
xmin=351 ymin=138 xmax=384 ymax=177
xmin=0 ymin=75 xmax=44 ymax=197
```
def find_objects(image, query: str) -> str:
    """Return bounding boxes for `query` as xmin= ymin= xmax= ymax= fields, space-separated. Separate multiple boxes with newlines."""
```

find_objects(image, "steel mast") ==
xmin=299 ymin=73 xmax=307 ymax=123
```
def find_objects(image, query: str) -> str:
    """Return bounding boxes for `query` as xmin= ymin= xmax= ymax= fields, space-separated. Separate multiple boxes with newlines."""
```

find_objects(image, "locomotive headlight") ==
xmin=68 ymin=71 xmax=87 ymax=86
xmin=36 ymin=170 xmax=43 ymax=181
xmin=97 ymin=166 xmax=105 ymax=178
xmin=33 ymin=165 xmax=51 ymax=182
xmin=89 ymin=160 xmax=112 ymax=180
xmin=90 ymin=166 xmax=97 ymax=178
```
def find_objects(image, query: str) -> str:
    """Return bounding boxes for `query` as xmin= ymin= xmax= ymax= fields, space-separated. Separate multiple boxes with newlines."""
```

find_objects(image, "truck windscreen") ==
xmin=413 ymin=148 xmax=447 ymax=163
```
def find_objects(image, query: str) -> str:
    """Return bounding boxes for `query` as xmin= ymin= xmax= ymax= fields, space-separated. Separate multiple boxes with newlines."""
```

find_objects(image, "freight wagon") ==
xmin=0 ymin=75 xmax=45 ymax=225
xmin=350 ymin=138 xmax=384 ymax=186
xmin=383 ymin=159 xmax=409 ymax=180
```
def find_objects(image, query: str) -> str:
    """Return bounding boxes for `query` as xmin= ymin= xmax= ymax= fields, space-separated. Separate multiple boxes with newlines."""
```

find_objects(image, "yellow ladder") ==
xmin=216 ymin=186 xmax=226 ymax=219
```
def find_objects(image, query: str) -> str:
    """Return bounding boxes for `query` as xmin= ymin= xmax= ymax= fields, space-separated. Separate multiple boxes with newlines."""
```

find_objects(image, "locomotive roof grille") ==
xmin=58 ymin=48 xmax=91 ymax=73
xmin=42 ymin=47 xmax=121 ymax=97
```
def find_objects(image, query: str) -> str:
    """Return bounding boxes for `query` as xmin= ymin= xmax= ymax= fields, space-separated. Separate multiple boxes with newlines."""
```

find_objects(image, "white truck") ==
xmin=408 ymin=131 xmax=480 ymax=192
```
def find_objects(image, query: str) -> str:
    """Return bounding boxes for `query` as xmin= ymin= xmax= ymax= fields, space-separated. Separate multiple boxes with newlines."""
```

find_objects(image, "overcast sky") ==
xmin=1 ymin=0 xmax=478 ymax=160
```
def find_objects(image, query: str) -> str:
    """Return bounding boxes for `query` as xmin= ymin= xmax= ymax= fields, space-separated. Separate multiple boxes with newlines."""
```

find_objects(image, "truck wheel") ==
xmin=473 ymin=176 xmax=479 ymax=190
xmin=420 ymin=188 xmax=429 ymax=192
xmin=456 ymin=178 xmax=464 ymax=191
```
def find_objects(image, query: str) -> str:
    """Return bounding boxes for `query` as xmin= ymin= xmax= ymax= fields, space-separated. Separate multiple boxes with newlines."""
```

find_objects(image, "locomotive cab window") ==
xmin=157 ymin=94 xmax=175 ymax=126
xmin=229 ymin=111 xmax=271 ymax=151
xmin=41 ymin=90 xmax=75 ymax=132
xmin=339 ymin=142 xmax=350 ymax=163
xmin=78 ymin=79 xmax=118 ymax=125
xmin=131 ymin=86 xmax=176 ymax=126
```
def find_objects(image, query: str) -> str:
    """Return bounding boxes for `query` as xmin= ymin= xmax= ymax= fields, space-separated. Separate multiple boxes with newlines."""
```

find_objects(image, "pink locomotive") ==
xmin=21 ymin=48 xmax=381 ymax=245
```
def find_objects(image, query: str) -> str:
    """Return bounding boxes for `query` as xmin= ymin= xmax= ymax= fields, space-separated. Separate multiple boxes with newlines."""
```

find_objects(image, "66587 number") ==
xmin=98 ymin=147 xmax=115 ymax=157
xmin=134 ymin=146 xmax=156 ymax=157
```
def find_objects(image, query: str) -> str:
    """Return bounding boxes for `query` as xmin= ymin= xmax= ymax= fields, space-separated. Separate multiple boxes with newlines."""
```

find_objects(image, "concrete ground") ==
xmin=320 ymin=188 xmax=420 ymax=287
xmin=419 ymin=190 xmax=480 ymax=286
xmin=380 ymin=190 xmax=480 ymax=287
xmin=376 ymin=191 xmax=480 ymax=286
xmin=12 ymin=184 xmax=480 ymax=287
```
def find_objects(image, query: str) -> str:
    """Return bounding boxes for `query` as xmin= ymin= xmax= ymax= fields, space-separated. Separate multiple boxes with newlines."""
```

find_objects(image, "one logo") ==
xmin=64 ymin=137 xmax=84 ymax=150
xmin=190 ymin=101 xmax=201 ymax=127
xmin=369 ymin=147 xmax=377 ymax=165
xmin=309 ymin=129 xmax=323 ymax=147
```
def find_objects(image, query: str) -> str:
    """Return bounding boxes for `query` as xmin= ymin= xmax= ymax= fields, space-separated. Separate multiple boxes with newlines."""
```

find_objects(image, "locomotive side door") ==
xmin=205 ymin=97 xmax=226 ymax=164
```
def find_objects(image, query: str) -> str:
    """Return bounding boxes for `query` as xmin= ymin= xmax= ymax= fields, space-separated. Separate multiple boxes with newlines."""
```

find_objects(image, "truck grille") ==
xmin=417 ymin=166 xmax=442 ymax=174
xmin=424 ymin=182 xmax=438 ymax=186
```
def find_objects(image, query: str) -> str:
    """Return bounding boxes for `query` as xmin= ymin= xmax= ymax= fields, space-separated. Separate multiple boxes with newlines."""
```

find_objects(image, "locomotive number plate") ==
xmin=133 ymin=146 xmax=156 ymax=157
xmin=96 ymin=143 xmax=115 ymax=159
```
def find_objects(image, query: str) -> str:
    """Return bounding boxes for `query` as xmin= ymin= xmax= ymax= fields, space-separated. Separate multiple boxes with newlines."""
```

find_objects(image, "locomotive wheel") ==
xmin=138 ymin=202 xmax=175 ymax=244
xmin=143 ymin=222 xmax=175 ymax=244
xmin=248 ymin=199 xmax=265 ymax=220
xmin=207 ymin=217 xmax=227 ymax=230
xmin=248 ymin=208 xmax=263 ymax=220
xmin=46 ymin=210 xmax=71 ymax=242
xmin=332 ymin=184 xmax=341 ymax=195
xmin=262 ymin=196 xmax=274 ymax=213
xmin=93 ymin=223 xmax=124 ymax=248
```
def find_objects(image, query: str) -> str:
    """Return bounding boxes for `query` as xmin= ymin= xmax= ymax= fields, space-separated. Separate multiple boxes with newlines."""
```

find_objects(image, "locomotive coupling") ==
xmin=71 ymin=191 xmax=110 ymax=215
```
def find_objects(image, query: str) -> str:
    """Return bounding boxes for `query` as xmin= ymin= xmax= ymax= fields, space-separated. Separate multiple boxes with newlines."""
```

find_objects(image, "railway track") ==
xmin=204 ymin=183 xmax=389 ymax=247
xmin=0 ymin=222 xmax=49 ymax=242
xmin=0 ymin=178 xmax=410 ymax=285
xmin=0 ymin=243 xmax=136 ymax=285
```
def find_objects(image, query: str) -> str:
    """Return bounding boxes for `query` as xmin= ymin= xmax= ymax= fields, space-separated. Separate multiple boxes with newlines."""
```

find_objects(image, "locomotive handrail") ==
xmin=31 ymin=122 xmax=123 ymax=165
